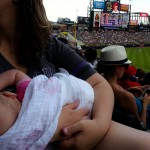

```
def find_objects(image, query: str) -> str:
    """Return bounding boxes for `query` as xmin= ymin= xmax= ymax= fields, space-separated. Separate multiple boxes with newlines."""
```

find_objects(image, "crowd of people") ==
xmin=75 ymin=30 xmax=150 ymax=46
xmin=1 ymin=0 xmax=150 ymax=150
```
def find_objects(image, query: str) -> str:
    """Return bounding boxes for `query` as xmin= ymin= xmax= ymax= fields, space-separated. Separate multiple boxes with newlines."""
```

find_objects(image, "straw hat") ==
xmin=99 ymin=45 xmax=132 ymax=65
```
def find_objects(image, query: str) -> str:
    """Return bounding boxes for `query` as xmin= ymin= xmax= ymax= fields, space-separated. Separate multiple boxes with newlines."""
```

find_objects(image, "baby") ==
xmin=0 ymin=68 xmax=94 ymax=149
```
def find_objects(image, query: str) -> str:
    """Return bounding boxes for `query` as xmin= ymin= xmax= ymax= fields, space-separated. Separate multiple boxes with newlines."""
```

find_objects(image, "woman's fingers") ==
xmin=64 ymin=101 xmax=90 ymax=119
xmin=61 ymin=120 xmax=83 ymax=136
xmin=65 ymin=101 xmax=79 ymax=109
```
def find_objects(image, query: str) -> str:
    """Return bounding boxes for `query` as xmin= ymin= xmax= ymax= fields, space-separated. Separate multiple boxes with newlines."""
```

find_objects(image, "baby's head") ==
xmin=0 ymin=92 xmax=21 ymax=135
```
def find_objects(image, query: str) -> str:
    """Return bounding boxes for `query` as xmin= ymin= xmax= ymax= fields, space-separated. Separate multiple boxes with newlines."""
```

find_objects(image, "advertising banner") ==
xmin=112 ymin=2 xmax=119 ymax=13
xmin=104 ymin=1 xmax=113 ymax=12
xmin=93 ymin=11 xmax=101 ymax=28
xmin=130 ymin=20 xmax=138 ymax=26
xmin=93 ymin=1 xmax=104 ymax=9
xmin=109 ymin=0 xmax=118 ymax=1
xmin=104 ymin=2 xmax=120 ymax=13
xmin=140 ymin=13 xmax=148 ymax=17
xmin=120 ymin=4 xmax=129 ymax=11
xmin=121 ymin=14 xmax=129 ymax=28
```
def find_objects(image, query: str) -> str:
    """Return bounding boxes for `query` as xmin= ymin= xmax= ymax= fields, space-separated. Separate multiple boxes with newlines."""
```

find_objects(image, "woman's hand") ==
xmin=51 ymin=101 xmax=89 ymax=142
xmin=58 ymin=119 xmax=102 ymax=150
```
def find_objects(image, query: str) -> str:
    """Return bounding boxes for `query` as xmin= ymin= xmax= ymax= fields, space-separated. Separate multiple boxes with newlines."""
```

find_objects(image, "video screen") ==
xmin=100 ymin=13 xmax=123 ymax=27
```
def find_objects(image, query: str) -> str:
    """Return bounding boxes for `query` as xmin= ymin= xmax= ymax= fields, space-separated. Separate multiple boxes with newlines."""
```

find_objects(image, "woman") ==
xmin=0 ymin=0 xmax=113 ymax=148
xmin=97 ymin=45 xmax=150 ymax=130
xmin=0 ymin=1 xmax=150 ymax=150
xmin=118 ymin=65 xmax=150 ymax=97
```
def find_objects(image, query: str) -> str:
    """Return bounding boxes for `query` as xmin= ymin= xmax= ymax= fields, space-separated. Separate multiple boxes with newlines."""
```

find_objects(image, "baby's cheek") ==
xmin=15 ymin=100 xmax=21 ymax=114
xmin=9 ymin=98 xmax=21 ymax=115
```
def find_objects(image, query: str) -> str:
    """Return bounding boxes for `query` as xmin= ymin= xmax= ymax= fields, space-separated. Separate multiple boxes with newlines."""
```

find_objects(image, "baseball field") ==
xmin=126 ymin=47 xmax=150 ymax=72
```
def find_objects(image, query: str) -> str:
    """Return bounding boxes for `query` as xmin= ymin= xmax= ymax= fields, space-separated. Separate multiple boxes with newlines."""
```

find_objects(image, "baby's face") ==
xmin=0 ymin=91 xmax=21 ymax=112
xmin=0 ymin=91 xmax=21 ymax=106
xmin=0 ymin=92 xmax=21 ymax=135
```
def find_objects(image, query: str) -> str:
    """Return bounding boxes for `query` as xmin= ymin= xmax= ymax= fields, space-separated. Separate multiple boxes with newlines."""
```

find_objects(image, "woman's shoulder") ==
xmin=45 ymin=37 xmax=74 ymax=60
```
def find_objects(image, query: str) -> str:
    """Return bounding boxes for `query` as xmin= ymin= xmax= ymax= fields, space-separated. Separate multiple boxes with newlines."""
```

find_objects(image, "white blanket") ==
xmin=0 ymin=71 xmax=94 ymax=150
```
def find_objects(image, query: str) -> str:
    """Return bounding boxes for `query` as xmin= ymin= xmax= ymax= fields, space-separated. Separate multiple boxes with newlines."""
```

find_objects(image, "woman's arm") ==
xmin=86 ymin=73 xmax=114 ymax=138
xmin=114 ymin=86 xmax=140 ymax=120
xmin=113 ymin=85 xmax=149 ymax=128
xmin=59 ymin=73 xmax=114 ymax=150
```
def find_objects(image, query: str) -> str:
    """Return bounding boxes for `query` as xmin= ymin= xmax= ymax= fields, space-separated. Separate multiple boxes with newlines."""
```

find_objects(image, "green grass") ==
xmin=97 ymin=47 xmax=150 ymax=72
xmin=126 ymin=47 xmax=150 ymax=72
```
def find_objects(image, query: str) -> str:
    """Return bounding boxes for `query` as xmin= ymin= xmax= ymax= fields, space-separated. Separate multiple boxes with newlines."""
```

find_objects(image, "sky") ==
xmin=43 ymin=0 xmax=150 ymax=22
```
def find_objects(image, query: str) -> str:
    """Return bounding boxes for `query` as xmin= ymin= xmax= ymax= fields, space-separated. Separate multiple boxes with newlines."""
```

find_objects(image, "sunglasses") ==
xmin=120 ymin=64 xmax=129 ymax=70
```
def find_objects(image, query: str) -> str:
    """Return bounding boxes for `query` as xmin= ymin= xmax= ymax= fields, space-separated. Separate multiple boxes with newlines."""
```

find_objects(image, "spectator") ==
xmin=97 ymin=45 xmax=150 ymax=130
xmin=118 ymin=65 xmax=150 ymax=97
xmin=57 ymin=37 xmax=69 ymax=44
xmin=75 ymin=45 xmax=85 ymax=58
xmin=136 ymin=69 xmax=150 ymax=85
xmin=84 ymin=48 xmax=98 ymax=69
xmin=75 ymin=30 xmax=150 ymax=46
xmin=142 ymin=72 xmax=150 ymax=85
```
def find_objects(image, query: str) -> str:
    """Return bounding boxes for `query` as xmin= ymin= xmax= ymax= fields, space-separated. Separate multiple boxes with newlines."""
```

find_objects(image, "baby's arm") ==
xmin=0 ymin=69 xmax=31 ymax=91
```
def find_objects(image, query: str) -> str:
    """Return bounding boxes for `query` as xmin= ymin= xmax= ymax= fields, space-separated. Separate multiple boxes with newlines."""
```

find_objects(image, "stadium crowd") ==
xmin=75 ymin=30 xmax=150 ymax=46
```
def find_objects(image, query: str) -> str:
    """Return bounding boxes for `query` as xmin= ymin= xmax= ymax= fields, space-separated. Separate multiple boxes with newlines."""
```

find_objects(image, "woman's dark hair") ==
xmin=15 ymin=0 xmax=51 ymax=66
xmin=96 ymin=61 xmax=116 ymax=75
xmin=121 ymin=64 xmax=129 ymax=70
xmin=84 ymin=48 xmax=97 ymax=63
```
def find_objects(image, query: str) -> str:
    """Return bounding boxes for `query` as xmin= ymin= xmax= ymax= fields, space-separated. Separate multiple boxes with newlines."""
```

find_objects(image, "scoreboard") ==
xmin=100 ymin=13 xmax=128 ymax=28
